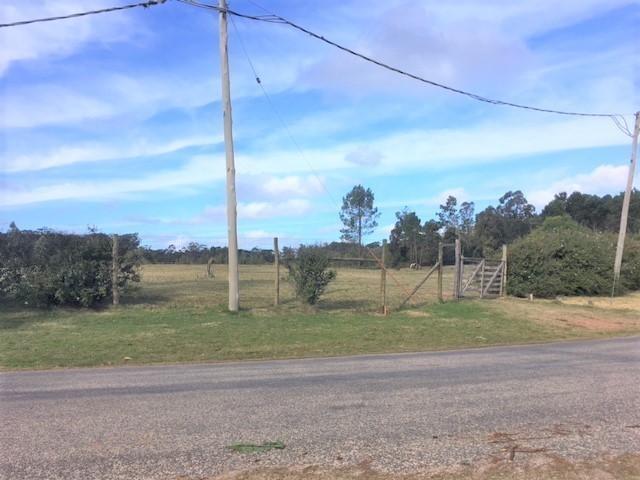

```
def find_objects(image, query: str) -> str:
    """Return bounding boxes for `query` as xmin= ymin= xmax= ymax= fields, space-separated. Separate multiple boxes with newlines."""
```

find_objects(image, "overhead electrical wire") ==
xmin=178 ymin=0 xmax=634 ymax=124
xmin=3 ymin=0 xmax=634 ymax=127
xmin=228 ymin=14 xmax=414 ymax=298
xmin=0 ymin=0 xmax=167 ymax=28
xmin=229 ymin=15 xmax=340 ymax=209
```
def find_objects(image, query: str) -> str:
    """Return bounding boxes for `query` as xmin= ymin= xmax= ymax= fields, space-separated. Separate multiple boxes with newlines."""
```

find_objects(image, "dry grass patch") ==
xmin=561 ymin=291 xmax=640 ymax=311
xmin=179 ymin=453 xmax=640 ymax=480
xmin=489 ymin=297 xmax=640 ymax=334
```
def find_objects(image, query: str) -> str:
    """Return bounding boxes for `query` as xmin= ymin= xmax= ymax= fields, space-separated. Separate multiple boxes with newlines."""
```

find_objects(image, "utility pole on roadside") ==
xmin=613 ymin=111 xmax=640 ymax=293
xmin=219 ymin=0 xmax=239 ymax=311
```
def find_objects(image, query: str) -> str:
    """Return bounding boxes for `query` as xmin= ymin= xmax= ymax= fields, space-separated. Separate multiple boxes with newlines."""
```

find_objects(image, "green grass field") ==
xmin=1 ymin=264 xmax=639 ymax=370
xmin=134 ymin=263 xmax=457 ymax=311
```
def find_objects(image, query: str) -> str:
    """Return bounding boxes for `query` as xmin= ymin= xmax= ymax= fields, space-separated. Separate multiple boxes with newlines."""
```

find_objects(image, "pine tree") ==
xmin=339 ymin=185 xmax=380 ymax=254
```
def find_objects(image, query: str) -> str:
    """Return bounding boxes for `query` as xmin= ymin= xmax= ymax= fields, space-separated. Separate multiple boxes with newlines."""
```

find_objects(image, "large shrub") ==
xmin=508 ymin=217 xmax=640 ymax=297
xmin=286 ymin=246 xmax=336 ymax=305
xmin=0 ymin=225 xmax=141 ymax=307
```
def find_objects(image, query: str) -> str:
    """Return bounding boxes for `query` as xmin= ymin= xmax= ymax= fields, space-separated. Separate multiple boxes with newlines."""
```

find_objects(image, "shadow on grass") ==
xmin=0 ymin=289 xmax=174 ymax=330
xmin=0 ymin=297 xmax=69 ymax=329
xmin=118 ymin=287 xmax=173 ymax=307
xmin=315 ymin=299 xmax=376 ymax=312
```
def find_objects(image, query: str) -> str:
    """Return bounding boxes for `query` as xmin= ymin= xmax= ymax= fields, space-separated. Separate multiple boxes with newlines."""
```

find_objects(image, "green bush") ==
xmin=612 ymin=232 xmax=640 ymax=291
xmin=286 ymin=246 xmax=336 ymax=305
xmin=508 ymin=217 xmax=640 ymax=297
xmin=0 ymin=225 xmax=141 ymax=307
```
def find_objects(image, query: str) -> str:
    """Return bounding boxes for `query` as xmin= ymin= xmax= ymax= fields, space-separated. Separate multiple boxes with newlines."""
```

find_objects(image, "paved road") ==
xmin=1 ymin=337 xmax=639 ymax=479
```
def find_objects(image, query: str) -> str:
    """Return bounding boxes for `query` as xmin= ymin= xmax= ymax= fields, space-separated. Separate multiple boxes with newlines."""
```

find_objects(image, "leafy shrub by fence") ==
xmin=508 ymin=217 xmax=640 ymax=298
xmin=285 ymin=246 xmax=337 ymax=305
xmin=0 ymin=225 xmax=141 ymax=307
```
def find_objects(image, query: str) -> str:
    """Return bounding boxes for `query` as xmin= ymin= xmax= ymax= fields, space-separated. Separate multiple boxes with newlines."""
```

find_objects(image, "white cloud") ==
xmin=184 ymin=198 xmax=317 ymax=226
xmin=2 ymin=135 xmax=221 ymax=173
xmin=0 ymin=156 xmax=226 ymax=207
xmin=301 ymin=2 xmax=532 ymax=98
xmin=260 ymin=175 xmax=326 ymax=197
xmin=243 ymin=230 xmax=284 ymax=240
xmin=232 ymin=111 xmax=631 ymax=181
xmin=432 ymin=188 xmax=470 ymax=207
xmin=370 ymin=116 xmax=630 ymax=172
xmin=239 ymin=199 xmax=313 ymax=220
xmin=378 ymin=222 xmax=395 ymax=238
xmin=1 ymin=71 xmax=217 ymax=129
xmin=527 ymin=164 xmax=631 ymax=209
xmin=0 ymin=1 xmax=138 ymax=75
xmin=344 ymin=146 xmax=383 ymax=167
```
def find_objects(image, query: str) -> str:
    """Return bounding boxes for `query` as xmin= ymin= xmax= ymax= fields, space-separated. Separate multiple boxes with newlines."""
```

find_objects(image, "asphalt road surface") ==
xmin=1 ymin=337 xmax=639 ymax=479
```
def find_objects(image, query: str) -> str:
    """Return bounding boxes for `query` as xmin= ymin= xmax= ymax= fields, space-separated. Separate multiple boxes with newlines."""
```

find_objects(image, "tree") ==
xmin=436 ymin=196 xmax=477 ymax=256
xmin=421 ymin=220 xmax=442 ymax=266
xmin=565 ymin=192 xmax=608 ymax=231
xmin=540 ymin=189 xmax=640 ymax=234
xmin=497 ymin=190 xmax=536 ymax=241
xmin=339 ymin=185 xmax=380 ymax=253
xmin=475 ymin=205 xmax=504 ymax=251
xmin=541 ymin=192 xmax=568 ymax=218
xmin=437 ymin=196 xmax=459 ymax=235
xmin=389 ymin=208 xmax=423 ymax=267
xmin=459 ymin=201 xmax=475 ymax=236
xmin=476 ymin=191 xmax=536 ymax=252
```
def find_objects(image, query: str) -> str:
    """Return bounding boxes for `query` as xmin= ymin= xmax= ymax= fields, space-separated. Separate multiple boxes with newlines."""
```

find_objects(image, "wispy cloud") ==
xmin=2 ymin=135 xmax=221 ymax=173
xmin=0 ymin=1 xmax=138 ymax=75
xmin=528 ymin=164 xmax=631 ymax=209
xmin=0 ymin=156 xmax=226 ymax=207
xmin=239 ymin=199 xmax=314 ymax=220
xmin=1 ymin=71 xmax=217 ymax=129
xmin=2 ymin=0 xmax=637 ymax=240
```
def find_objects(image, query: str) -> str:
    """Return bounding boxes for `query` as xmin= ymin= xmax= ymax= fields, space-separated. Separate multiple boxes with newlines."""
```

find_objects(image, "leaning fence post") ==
xmin=274 ymin=237 xmax=280 ymax=307
xmin=112 ymin=234 xmax=119 ymax=307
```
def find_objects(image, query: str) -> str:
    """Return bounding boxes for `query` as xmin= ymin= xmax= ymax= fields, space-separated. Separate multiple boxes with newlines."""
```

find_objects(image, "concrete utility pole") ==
xmin=219 ymin=0 xmax=239 ymax=311
xmin=613 ymin=111 xmax=640 ymax=292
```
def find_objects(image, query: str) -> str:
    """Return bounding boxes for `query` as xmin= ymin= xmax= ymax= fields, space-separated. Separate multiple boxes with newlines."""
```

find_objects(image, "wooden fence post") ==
xmin=501 ymin=244 xmax=508 ymax=297
xmin=454 ymin=238 xmax=462 ymax=299
xmin=380 ymin=239 xmax=387 ymax=314
xmin=274 ymin=237 xmax=280 ymax=307
xmin=112 ymin=234 xmax=119 ymax=307
xmin=438 ymin=242 xmax=443 ymax=302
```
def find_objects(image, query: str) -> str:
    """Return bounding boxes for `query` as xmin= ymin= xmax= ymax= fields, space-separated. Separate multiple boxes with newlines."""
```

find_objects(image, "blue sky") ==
xmin=1 ymin=0 xmax=639 ymax=249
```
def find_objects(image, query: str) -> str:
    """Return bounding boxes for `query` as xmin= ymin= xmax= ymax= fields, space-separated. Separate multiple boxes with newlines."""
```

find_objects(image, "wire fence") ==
xmin=131 ymin=235 xmax=457 ymax=312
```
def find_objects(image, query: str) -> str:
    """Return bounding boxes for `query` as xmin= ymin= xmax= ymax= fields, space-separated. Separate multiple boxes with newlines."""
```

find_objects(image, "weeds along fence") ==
xmin=127 ymin=235 xmax=458 ymax=312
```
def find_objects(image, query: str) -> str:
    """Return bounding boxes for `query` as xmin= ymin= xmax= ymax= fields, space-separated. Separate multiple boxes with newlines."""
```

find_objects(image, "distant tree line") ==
xmin=139 ymin=242 xmax=275 ymax=265
xmin=385 ymin=189 xmax=640 ymax=268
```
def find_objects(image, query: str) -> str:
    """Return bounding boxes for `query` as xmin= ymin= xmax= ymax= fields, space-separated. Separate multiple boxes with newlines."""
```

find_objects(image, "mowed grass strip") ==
xmin=2 ymin=265 xmax=639 ymax=370
xmin=2 ymin=296 xmax=639 ymax=370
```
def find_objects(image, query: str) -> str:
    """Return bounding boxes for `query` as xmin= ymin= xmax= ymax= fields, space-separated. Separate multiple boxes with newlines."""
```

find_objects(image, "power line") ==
xmin=228 ymin=14 xmax=414 ymax=299
xmin=177 ymin=0 xmax=283 ymax=22
xmin=0 ymin=0 xmax=167 ymax=28
xmin=228 ymin=15 xmax=340 ymax=209
xmin=4 ymin=0 xmax=634 ymax=122
xmin=611 ymin=115 xmax=634 ymax=138
xmin=2 ymin=0 xmax=634 ymax=123
xmin=181 ymin=0 xmax=633 ymax=121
